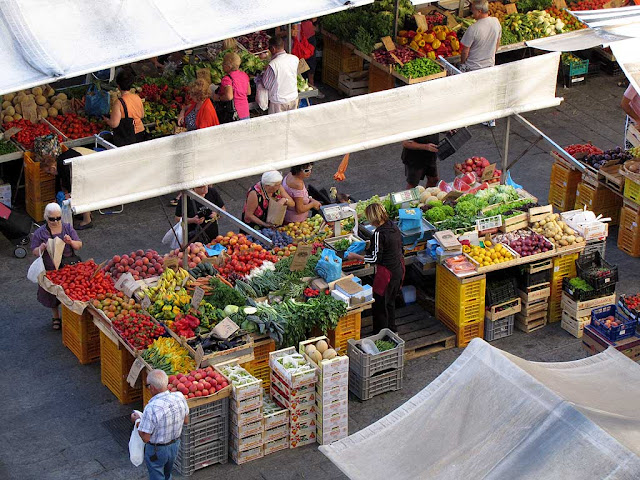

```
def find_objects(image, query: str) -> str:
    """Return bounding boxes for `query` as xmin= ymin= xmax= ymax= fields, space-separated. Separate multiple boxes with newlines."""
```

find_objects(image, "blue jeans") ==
xmin=144 ymin=440 xmax=180 ymax=480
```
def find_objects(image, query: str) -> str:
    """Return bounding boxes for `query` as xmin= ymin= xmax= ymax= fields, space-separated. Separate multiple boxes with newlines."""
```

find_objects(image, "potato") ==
xmin=13 ymin=114 xmax=21 ymax=121
xmin=56 ymin=93 xmax=67 ymax=101
xmin=31 ymin=86 xmax=42 ymax=96
xmin=35 ymin=95 xmax=46 ymax=106
xmin=3 ymin=115 xmax=13 ymax=123
xmin=4 ymin=93 xmax=14 ymax=102
xmin=566 ymin=235 xmax=575 ymax=244
xmin=539 ymin=219 xmax=546 ymax=226
xmin=4 ymin=105 xmax=14 ymax=116
xmin=554 ymin=234 xmax=562 ymax=241
xmin=576 ymin=236 xmax=584 ymax=243
xmin=557 ymin=221 xmax=565 ymax=228
xmin=52 ymin=100 xmax=63 ymax=110
xmin=559 ymin=239 xmax=568 ymax=246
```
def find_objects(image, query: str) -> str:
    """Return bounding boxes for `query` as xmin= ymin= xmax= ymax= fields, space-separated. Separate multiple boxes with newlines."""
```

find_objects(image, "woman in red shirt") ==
xmin=178 ymin=79 xmax=219 ymax=130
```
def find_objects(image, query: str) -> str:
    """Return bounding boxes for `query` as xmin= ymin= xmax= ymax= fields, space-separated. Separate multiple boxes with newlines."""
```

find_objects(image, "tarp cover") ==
xmin=320 ymin=339 xmax=640 ymax=480
xmin=70 ymin=52 xmax=561 ymax=213
xmin=0 ymin=0 xmax=372 ymax=96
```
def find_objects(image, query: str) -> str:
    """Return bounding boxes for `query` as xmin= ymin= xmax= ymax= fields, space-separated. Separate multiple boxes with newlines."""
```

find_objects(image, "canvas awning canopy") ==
xmin=69 ymin=52 xmax=562 ymax=214
xmin=0 ymin=0 xmax=373 ymax=96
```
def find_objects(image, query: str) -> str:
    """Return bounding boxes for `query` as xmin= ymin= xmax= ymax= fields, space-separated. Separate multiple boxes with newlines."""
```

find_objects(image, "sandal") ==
xmin=52 ymin=318 xmax=61 ymax=330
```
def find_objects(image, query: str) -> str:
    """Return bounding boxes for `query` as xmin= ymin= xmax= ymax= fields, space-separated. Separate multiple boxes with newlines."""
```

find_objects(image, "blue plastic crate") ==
xmin=591 ymin=305 xmax=637 ymax=342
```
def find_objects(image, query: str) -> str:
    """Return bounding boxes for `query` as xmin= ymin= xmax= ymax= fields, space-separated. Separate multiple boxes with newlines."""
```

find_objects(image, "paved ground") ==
xmin=0 ymin=66 xmax=638 ymax=480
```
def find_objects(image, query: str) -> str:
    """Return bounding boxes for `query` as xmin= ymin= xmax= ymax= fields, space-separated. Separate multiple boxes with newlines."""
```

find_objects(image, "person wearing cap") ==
xmin=242 ymin=170 xmax=294 ymax=229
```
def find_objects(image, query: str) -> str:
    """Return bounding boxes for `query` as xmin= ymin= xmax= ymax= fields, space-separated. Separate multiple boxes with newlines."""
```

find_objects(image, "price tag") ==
xmin=290 ymin=244 xmax=313 ymax=272
xmin=164 ymin=257 xmax=179 ymax=270
xmin=127 ymin=357 xmax=146 ymax=388
xmin=191 ymin=286 xmax=205 ymax=308
xmin=505 ymin=3 xmax=518 ymax=14
xmin=194 ymin=344 xmax=205 ymax=367
xmin=141 ymin=296 xmax=151 ymax=310
xmin=381 ymin=36 xmax=396 ymax=52
xmin=115 ymin=272 xmax=140 ymax=298
xmin=552 ymin=0 xmax=567 ymax=7
xmin=481 ymin=163 xmax=496 ymax=182
xmin=211 ymin=318 xmax=240 ymax=340
xmin=414 ymin=13 xmax=428 ymax=32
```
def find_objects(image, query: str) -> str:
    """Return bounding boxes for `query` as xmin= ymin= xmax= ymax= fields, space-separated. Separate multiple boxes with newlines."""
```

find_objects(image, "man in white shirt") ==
xmin=262 ymin=36 xmax=300 ymax=114
xmin=131 ymin=370 xmax=189 ymax=480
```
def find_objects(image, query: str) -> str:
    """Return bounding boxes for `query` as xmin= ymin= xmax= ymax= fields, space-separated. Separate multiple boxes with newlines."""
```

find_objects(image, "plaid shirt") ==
xmin=138 ymin=391 xmax=189 ymax=444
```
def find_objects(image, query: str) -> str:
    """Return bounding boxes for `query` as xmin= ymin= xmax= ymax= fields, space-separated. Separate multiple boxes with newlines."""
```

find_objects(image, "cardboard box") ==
xmin=316 ymin=383 xmax=348 ymax=403
xmin=271 ymin=383 xmax=316 ymax=413
xmin=230 ymin=445 xmax=264 ymax=465
xmin=230 ymin=392 xmax=263 ymax=414
xmin=289 ymin=412 xmax=316 ymax=432
xmin=231 ymin=418 xmax=263 ymax=438
xmin=317 ymin=398 xmax=348 ymax=417
xmin=270 ymin=373 xmax=316 ymax=406
xmin=230 ymin=404 xmax=263 ymax=426
xmin=216 ymin=363 xmax=263 ymax=400
xmin=317 ymin=370 xmax=349 ymax=390
xmin=317 ymin=424 xmax=349 ymax=445
xmin=263 ymin=404 xmax=289 ymax=430
xmin=263 ymin=423 xmax=289 ymax=443
xmin=231 ymin=431 xmax=264 ymax=452
xmin=300 ymin=337 xmax=350 ymax=376
xmin=269 ymin=347 xmax=316 ymax=389
xmin=317 ymin=411 xmax=349 ymax=430
xmin=264 ymin=436 xmax=289 ymax=455
xmin=289 ymin=424 xmax=316 ymax=449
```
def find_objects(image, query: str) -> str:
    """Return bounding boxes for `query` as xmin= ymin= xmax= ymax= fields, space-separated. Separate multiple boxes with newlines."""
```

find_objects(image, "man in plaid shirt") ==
xmin=131 ymin=369 xmax=189 ymax=480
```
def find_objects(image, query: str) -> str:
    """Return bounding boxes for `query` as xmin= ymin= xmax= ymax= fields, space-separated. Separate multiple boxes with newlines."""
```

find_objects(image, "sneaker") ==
xmin=482 ymin=120 xmax=496 ymax=128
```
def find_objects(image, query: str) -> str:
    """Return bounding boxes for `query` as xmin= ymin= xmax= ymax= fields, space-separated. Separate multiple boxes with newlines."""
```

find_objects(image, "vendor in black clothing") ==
xmin=347 ymin=203 xmax=405 ymax=333
xmin=402 ymin=134 xmax=440 ymax=188
xmin=175 ymin=185 xmax=226 ymax=244
xmin=56 ymin=147 xmax=95 ymax=230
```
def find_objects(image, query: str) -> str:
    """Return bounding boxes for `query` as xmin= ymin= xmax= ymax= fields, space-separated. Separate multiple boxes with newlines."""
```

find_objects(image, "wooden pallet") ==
xmin=362 ymin=304 xmax=455 ymax=360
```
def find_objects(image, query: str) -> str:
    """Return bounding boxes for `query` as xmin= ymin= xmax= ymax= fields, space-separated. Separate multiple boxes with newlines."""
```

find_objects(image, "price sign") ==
xmin=164 ymin=257 xmax=179 ymax=270
xmin=194 ymin=344 xmax=205 ymax=367
xmin=505 ymin=3 xmax=518 ymax=14
xmin=414 ymin=13 xmax=428 ymax=32
xmin=481 ymin=163 xmax=496 ymax=182
xmin=290 ymin=244 xmax=313 ymax=272
xmin=127 ymin=357 xmax=146 ymax=388
xmin=114 ymin=272 xmax=140 ymax=298
xmin=141 ymin=296 xmax=151 ymax=310
xmin=191 ymin=286 xmax=205 ymax=308
xmin=211 ymin=318 xmax=240 ymax=340
xmin=381 ymin=36 xmax=396 ymax=52
xmin=391 ymin=188 xmax=419 ymax=205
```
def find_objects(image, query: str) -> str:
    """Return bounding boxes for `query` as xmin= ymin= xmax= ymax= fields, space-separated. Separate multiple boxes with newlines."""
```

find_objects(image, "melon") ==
xmin=315 ymin=340 xmax=328 ymax=354
xmin=322 ymin=348 xmax=337 ymax=360
xmin=47 ymin=107 xmax=58 ymax=117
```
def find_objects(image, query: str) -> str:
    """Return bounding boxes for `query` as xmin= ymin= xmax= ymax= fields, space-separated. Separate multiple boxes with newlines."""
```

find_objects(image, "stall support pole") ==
xmin=394 ymin=0 xmax=400 ymax=38
xmin=181 ymin=190 xmax=188 ymax=270
xmin=287 ymin=24 xmax=292 ymax=53
xmin=501 ymin=115 xmax=511 ymax=185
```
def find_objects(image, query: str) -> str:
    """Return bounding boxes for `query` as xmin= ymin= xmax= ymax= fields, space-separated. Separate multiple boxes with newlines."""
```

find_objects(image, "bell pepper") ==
xmin=425 ymin=33 xmax=435 ymax=43
xmin=423 ymin=43 xmax=434 ymax=52
xmin=436 ymin=31 xmax=447 ymax=41
xmin=406 ymin=30 xmax=417 ymax=38
xmin=450 ymin=38 xmax=459 ymax=50
xmin=398 ymin=30 xmax=408 ymax=37
xmin=452 ymin=50 xmax=460 ymax=56
xmin=416 ymin=27 xmax=425 ymax=34
xmin=397 ymin=36 xmax=409 ymax=46
xmin=427 ymin=51 xmax=436 ymax=60
xmin=409 ymin=41 xmax=419 ymax=50
xmin=431 ymin=39 xmax=441 ymax=50
xmin=447 ymin=31 xmax=457 ymax=38
xmin=418 ymin=40 xmax=426 ymax=47
xmin=414 ymin=33 xmax=423 ymax=42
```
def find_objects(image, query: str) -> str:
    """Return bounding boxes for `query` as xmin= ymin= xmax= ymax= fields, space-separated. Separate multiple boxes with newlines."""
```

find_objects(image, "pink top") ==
xmin=221 ymin=70 xmax=250 ymax=120
xmin=624 ymin=85 xmax=640 ymax=119
xmin=283 ymin=173 xmax=310 ymax=224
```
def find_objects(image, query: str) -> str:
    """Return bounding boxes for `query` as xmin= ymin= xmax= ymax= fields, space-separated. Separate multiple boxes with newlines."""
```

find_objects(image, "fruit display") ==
xmin=272 ymin=244 xmax=298 ymax=258
xmin=3 ymin=119 xmax=63 ymax=150
xmin=455 ymin=157 xmax=502 ymax=183
xmin=304 ymin=287 xmax=320 ymax=298
xmin=531 ymin=213 xmax=584 ymax=247
xmin=278 ymin=215 xmax=329 ymax=242
xmin=112 ymin=312 xmax=166 ymax=351
xmin=1 ymin=85 xmax=58 ymax=122
xmin=46 ymin=260 xmax=117 ymax=302
xmin=165 ymin=242 xmax=209 ymax=270
xmin=168 ymin=367 xmax=229 ymax=399
xmin=250 ymin=228 xmax=294 ymax=249
xmin=135 ymin=79 xmax=188 ymax=138
xmin=494 ymin=230 xmax=554 ymax=257
xmin=583 ymin=147 xmax=633 ymax=170
xmin=237 ymin=31 xmax=271 ymax=53
xmin=218 ymin=364 xmax=258 ymax=387
xmin=47 ymin=113 xmax=106 ymax=139
xmin=91 ymin=292 xmax=141 ymax=319
xmin=147 ymin=288 xmax=191 ymax=321
xmin=568 ymin=0 xmax=608 ymax=10
xmin=304 ymin=339 xmax=337 ymax=364
xmin=395 ymin=57 xmax=443 ymax=79
xmin=397 ymin=25 xmax=459 ymax=59
xmin=464 ymin=241 xmax=515 ymax=267
xmin=563 ymin=143 xmax=603 ymax=157
xmin=104 ymin=249 xmax=164 ymax=280
xmin=371 ymin=45 xmax=419 ymax=65
xmin=141 ymin=268 xmax=191 ymax=302
xmin=211 ymin=234 xmax=278 ymax=281
xmin=418 ymin=187 xmax=448 ymax=206
xmin=620 ymin=294 xmax=640 ymax=319
xmin=141 ymin=337 xmax=196 ymax=375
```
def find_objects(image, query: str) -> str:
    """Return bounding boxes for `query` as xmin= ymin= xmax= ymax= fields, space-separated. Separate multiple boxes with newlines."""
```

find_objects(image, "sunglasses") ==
xmin=48 ymin=216 xmax=62 ymax=222
xmin=302 ymin=168 xmax=313 ymax=174
xmin=146 ymin=383 xmax=151 ymax=388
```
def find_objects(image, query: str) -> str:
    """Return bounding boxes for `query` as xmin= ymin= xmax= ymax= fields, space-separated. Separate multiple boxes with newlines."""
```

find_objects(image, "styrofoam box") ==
xmin=317 ymin=424 xmax=348 ymax=445
xmin=231 ymin=418 xmax=263 ymax=438
xmin=230 ymin=445 xmax=263 ymax=465
xmin=229 ymin=405 xmax=263 ymax=426
xmin=316 ymin=383 xmax=349 ymax=403
xmin=263 ymin=423 xmax=289 ymax=443
xmin=230 ymin=393 xmax=263 ymax=414
xmin=270 ymin=371 xmax=316 ymax=405
xmin=317 ymin=411 xmax=348 ymax=430
xmin=231 ymin=431 xmax=263 ymax=452
xmin=264 ymin=435 xmax=289 ymax=455
xmin=263 ymin=407 xmax=289 ymax=430
xmin=269 ymin=347 xmax=316 ymax=389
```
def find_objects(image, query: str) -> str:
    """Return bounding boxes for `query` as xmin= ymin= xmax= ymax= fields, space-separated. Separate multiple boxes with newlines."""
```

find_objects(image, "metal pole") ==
xmin=287 ymin=24 xmax=292 ymax=53
xmin=394 ymin=0 xmax=400 ymax=38
xmin=181 ymin=189 xmax=189 ymax=270
xmin=501 ymin=116 xmax=511 ymax=185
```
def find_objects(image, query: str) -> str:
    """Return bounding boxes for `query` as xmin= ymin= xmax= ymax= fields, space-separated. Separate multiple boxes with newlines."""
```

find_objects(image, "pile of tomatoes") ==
xmin=212 ymin=232 xmax=279 ymax=279
xmin=46 ymin=260 xmax=117 ymax=302
xmin=563 ymin=143 xmax=603 ymax=157
xmin=3 ymin=119 xmax=62 ymax=150
xmin=621 ymin=294 xmax=640 ymax=317
xmin=112 ymin=312 xmax=166 ymax=351
xmin=48 ymin=113 xmax=106 ymax=139
xmin=568 ymin=0 xmax=608 ymax=10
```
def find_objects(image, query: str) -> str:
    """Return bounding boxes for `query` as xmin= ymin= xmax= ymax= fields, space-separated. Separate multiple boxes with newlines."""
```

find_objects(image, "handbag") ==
xmin=84 ymin=83 xmax=111 ymax=116
xmin=27 ymin=250 xmax=45 ymax=283
xmin=214 ymin=75 xmax=240 ymax=124
xmin=112 ymin=98 xmax=138 ymax=147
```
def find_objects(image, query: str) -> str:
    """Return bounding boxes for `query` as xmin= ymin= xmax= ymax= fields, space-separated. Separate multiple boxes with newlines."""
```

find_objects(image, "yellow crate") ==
xmin=61 ymin=306 xmax=100 ymax=364
xmin=548 ymin=162 xmax=581 ymax=211
xmin=329 ymin=311 xmax=362 ymax=354
xmin=624 ymin=177 xmax=640 ymax=203
xmin=100 ymin=331 xmax=142 ymax=404
xmin=438 ymin=307 xmax=484 ymax=347
xmin=322 ymin=33 xmax=363 ymax=73
xmin=552 ymin=253 xmax=578 ymax=280
xmin=24 ymin=151 xmax=58 ymax=222
xmin=618 ymin=204 xmax=640 ymax=257
xmin=435 ymin=264 xmax=485 ymax=326
xmin=245 ymin=362 xmax=271 ymax=394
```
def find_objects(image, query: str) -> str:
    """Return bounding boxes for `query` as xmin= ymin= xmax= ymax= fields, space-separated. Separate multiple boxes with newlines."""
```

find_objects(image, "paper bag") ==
xmin=52 ymin=237 xmax=66 ymax=270
xmin=267 ymin=200 xmax=287 ymax=226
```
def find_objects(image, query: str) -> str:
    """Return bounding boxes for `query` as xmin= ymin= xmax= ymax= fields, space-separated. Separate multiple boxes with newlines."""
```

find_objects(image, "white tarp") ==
xmin=320 ymin=339 xmax=640 ymax=480
xmin=0 ymin=0 xmax=372 ymax=96
xmin=70 ymin=52 xmax=562 ymax=214
xmin=611 ymin=38 xmax=640 ymax=95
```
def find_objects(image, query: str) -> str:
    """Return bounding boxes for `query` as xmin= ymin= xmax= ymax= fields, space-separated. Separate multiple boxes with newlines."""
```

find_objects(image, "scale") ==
xmin=391 ymin=187 xmax=420 ymax=209
xmin=320 ymin=203 xmax=358 ymax=237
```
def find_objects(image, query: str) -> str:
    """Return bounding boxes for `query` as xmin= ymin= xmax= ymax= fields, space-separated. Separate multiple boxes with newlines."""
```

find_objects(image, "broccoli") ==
xmin=427 ymin=200 xmax=443 ymax=208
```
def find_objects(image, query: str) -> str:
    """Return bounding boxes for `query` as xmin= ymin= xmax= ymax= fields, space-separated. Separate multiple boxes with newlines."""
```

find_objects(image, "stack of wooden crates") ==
xmin=515 ymin=259 xmax=552 ymax=333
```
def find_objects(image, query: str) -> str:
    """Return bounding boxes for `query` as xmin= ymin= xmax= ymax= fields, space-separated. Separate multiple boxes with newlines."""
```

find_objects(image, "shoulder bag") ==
xmin=112 ymin=98 xmax=137 ymax=146
xmin=214 ymin=75 xmax=240 ymax=124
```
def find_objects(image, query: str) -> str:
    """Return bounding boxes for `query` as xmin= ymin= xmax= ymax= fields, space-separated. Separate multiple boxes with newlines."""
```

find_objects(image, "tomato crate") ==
xmin=617 ymin=204 xmax=640 ymax=257
xmin=484 ymin=314 xmax=514 ymax=342
xmin=24 ymin=151 xmax=57 ymax=222
xmin=99 ymin=331 xmax=141 ymax=404
xmin=624 ymin=177 xmax=640 ymax=203
xmin=591 ymin=305 xmax=637 ymax=342
xmin=347 ymin=328 xmax=405 ymax=378
xmin=244 ymin=362 xmax=271 ymax=394
xmin=349 ymin=367 xmax=403 ymax=401
xmin=435 ymin=264 xmax=486 ymax=326
xmin=61 ymin=306 xmax=100 ymax=364
xmin=618 ymin=296 xmax=640 ymax=321
xmin=437 ymin=307 xmax=484 ymax=347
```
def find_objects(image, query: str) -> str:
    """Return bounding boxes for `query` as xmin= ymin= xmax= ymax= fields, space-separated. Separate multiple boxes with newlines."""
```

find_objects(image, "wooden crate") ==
xmin=338 ymin=70 xmax=369 ymax=96
xmin=582 ymin=325 xmax=640 ymax=362
xmin=24 ymin=151 xmax=57 ymax=222
xmin=322 ymin=30 xmax=363 ymax=73
xmin=99 ymin=331 xmax=142 ymax=404
xmin=618 ymin=202 xmax=640 ymax=257
xmin=518 ymin=283 xmax=551 ymax=304
xmin=547 ymin=160 xmax=582 ymax=212
xmin=515 ymin=310 xmax=547 ymax=333
xmin=368 ymin=63 xmax=395 ymax=93
xmin=62 ymin=306 xmax=100 ymax=364
xmin=560 ymin=310 xmax=590 ymax=339
xmin=392 ymin=67 xmax=446 ymax=85
xmin=486 ymin=297 xmax=521 ymax=321
xmin=520 ymin=298 xmax=548 ymax=316
xmin=560 ymin=292 xmax=616 ymax=319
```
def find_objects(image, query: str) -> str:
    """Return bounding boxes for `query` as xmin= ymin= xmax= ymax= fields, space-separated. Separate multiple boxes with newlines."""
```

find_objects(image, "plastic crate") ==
xmin=322 ymin=34 xmax=363 ymax=73
xmin=624 ymin=177 xmax=640 ymax=203
xmin=61 ymin=306 xmax=100 ymax=365
xmin=576 ymin=251 xmax=618 ymax=289
xmin=180 ymin=414 xmax=228 ymax=449
xmin=24 ymin=151 xmax=56 ymax=221
xmin=562 ymin=277 xmax=616 ymax=302
xmin=435 ymin=264 xmax=486 ymax=326
xmin=548 ymin=162 xmax=581 ymax=211
xmin=581 ymin=240 xmax=606 ymax=260
xmin=243 ymin=337 xmax=275 ymax=369
xmin=189 ymin=397 xmax=229 ymax=425
xmin=174 ymin=439 xmax=227 ymax=476
xmin=591 ymin=305 xmax=637 ymax=342
xmin=327 ymin=311 xmax=362 ymax=353
xmin=437 ymin=307 xmax=484 ymax=347
xmin=244 ymin=362 xmax=271 ymax=394
xmin=618 ymin=297 xmax=640 ymax=321
xmin=564 ymin=57 xmax=589 ymax=77
xmin=99 ymin=332 xmax=141 ymax=404
xmin=349 ymin=367 xmax=403 ymax=401
xmin=347 ymin=328 xmax=405 ymax=378
xmin=484 ymin=314 xmax=514 ymax=342
xmin=552 ymin=253 xmax=578 ymax=279
xmin=618 ymin=204 xmax=640 ymax=257
xmin=486 ymin=278 xmax=517 ymax=307
xmin=517 ymin=268 xmax=550 ymax=290
xmin=575 ymin=182 xmax=622 ymax=216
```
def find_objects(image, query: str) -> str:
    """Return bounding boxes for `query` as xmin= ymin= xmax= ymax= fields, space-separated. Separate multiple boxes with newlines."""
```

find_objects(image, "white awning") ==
xmin=0 ymin=0 xmax=372 ymax=96
xmin=70 ymin=52 xmax=562 ymax=214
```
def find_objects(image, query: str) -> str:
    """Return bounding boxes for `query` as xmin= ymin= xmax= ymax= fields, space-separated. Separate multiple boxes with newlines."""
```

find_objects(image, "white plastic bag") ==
xmin=27 ymin=251 xmax=45 ymax=284
xmin=256 ymin=83 xmax=269 ymax=111
xmin=61 ymin=200 xmax=73 ymax=226
xmin=129 ymin=417 xmax=145 ymax=467
xmin=162 ymin=223 xmax=182 ymax=250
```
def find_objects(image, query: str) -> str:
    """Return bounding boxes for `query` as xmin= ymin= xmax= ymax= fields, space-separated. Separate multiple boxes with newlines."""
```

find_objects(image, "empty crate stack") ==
xmin=484 ymin=277 xmax=520 ymax=341
xmin=548 ymin=253 xmax=579 ymax=323
xmin=347 ymin=328 xmax=405 ymax=401
xmin=515 ymin=259 xmax=552 ymax=333
xmin=300 ymin=337 xmax=349 ymax=445
xmin=548 ymin=155 xmax=582 ymax=211
xmin=242 ymin=336 xmax=275 ymax=394
xmin=262 ymin=396 xmax=290 ymax=455
xmin=269 ymin=347 xmax=317 ymax=449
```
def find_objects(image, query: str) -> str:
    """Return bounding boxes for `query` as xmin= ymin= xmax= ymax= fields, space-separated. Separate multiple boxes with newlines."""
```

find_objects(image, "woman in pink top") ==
xmin=213 ymin=52 xmax=250 ymax=120
xmin=622 ymin=85 xmax=640 ymax=124
xmin=282 ymin=163 xmax=322 ymax=224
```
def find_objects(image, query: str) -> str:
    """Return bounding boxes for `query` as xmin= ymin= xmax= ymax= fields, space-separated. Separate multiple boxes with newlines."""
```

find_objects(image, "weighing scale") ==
xmin=320 ymin=203 xmax=358 ymax=237
xmin=390 ymin=187 xmax=420 ymax=209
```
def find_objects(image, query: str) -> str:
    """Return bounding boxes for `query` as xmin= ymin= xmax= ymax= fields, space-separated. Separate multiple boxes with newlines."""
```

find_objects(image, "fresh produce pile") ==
xmin=251 ymin=228 xmax=294 ymax=249
xmin=188 ymin=261 xmax=217 ymax=279
xmin=304 ymin=339 xmax=338 ymax=364
xmin=395 ymin=57 xmax=443 ymax=79
xmin=583 ymin=147 xmax=633 ymax=170
xmin=182 ymin=49 xmax=267 ymax=84
xmin=627 ymin=146 xmax=640 ymax=159
xmin=171 ymin=314 xmax=201 ymax=338
xmin=168 ymin=367 xmax=229 ymax=399
xmin=1 ymin=85 xmax=59 ymax=122
xmin=483 ymin=198 xmax=536 ymax=219
xmin=423 ymin=202 xmax=455 ymax=224
xmin=495 ymin=231 xmax=554 ymax=257
xmin=332 ymin=238 xmax=353 ymax=251
xmin=112 ymin=312 xmax=166 ymax=351
xmin=304 ymin=287 xmax=320 ymax=298
xmin=396 ymin=26 xmax=459 ymax=59
xmin=297 ymin=75 xmax=314 ymax=93
xmin=563 ymin=143 xmax=603 ymax=157
xmin=545 ymin=7 xmax=585 ymax=31
xmin=621 ymin=294 xmax=640 ymax=317
xmin=516 ymin=0 xmax=552 ymax=12
xmin=568 ymin=0 xmax=608 ymax=10
xmin=489 ymin=1 xmax=508 ymax=21
xmin=278 ymin=215 xmax=328 ymax=242
xmin=104 ymin=249 xmax=164 ymax=280
xmin=147 ymin=288 xmax=191 ymax=321
xmin=237 ymin=31 xmax=271 ymax=53
xmin=165 ymin=242 xmax=209 ymax=270
xmin=375 ymin=339 xmax=396 ymax=352
xmin=3 ymin=119 xmax=63 ymax=150
xmin=219 ymin=364 xmax=257 ymax=387
xmin=531 ymin=213 xmax=584 ymax=247
xmin=136 ymin=79 xmax=188 ymax=138
xmin=0 ymin=138 xmax=18 ymax=155
xmin=561 ymin=53 xmax=585 ymax=67
xmin=47 ymin=113 xmax=106 ymax=139
xmin=455 ymin=157 xmax=502 ymax=183
xmin=142 ymin=337 xmax=196 ymax=375
xmin=464 ymin=241 xmax=515 ymax=267
xmin=418 ymin=187 xmax=447 ymax=207
xmin=275 ymin=353 xmax=315 ymax=374
xmin=92 ymin=292 xmax=141 ymax=320
xmin=186 ymin=329 xmax=248 ymax=355
xmin=46 ymin=260 xmax=117 ymax=302
xmin=142 ymin=267 xmax=191 ymax=302
xmin=371 ymin=46 xmax=419 ymax=65
xmin=211 ymin=233 xmax=278 ymax=282
xmin=568 ymin=277 xmax=594 ymax=293
xmin=501 ymin=10 xmax=566 ymax=44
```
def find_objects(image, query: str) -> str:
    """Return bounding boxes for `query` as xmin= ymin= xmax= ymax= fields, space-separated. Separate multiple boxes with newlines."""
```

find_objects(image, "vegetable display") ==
xmin=141 ymin=268 xmax=191 ymax=302
xmin=583 ymin=147 xmax=633 ymax=170
xmin=395 ymin=58 xmax=442 ymax=79
xmin=3 ymin=119 xmax=62 ymax=150
xmin=497 ymin=231 xmax=554 ymax=257
xmin=168 ymin=367 xmax=229 ymax=399
xmin=46 ymin=260 xmax=117 ymax=302
xmin=112 ymin=312 xmax=166 ymax=351
xmin=568 ymin=277 xmax=593 ymax=292
xmin=237 ymin=31 xmax=271 ymax=54
xmin=219 ymin=364 xmax=258 ymax=386
xmin=531 ymin=213 xmax=584 ymax=247
xmin=465 ymin=242 xmax=514 ymax=267
xmin=562 ymin=143 xmax=603 ymax=157
xmin=375 ymin=339 xmax=396 ymax=352
xmin=165 ymin=242 xmax=209 ymax=270
xmin=142 ymin=337 xmax=196 ymax=375
xmin=0 ymin=138 xmax=18 ymax=155
xmin=206 ymin=277 xmax=247 ymax=308
xmin=92 ymin=292 xmax=142 ymax=320
xmin=47 ymin=113 xmax=105 ymax=139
